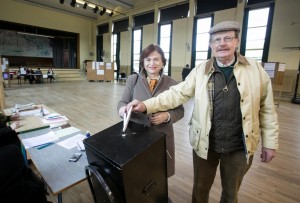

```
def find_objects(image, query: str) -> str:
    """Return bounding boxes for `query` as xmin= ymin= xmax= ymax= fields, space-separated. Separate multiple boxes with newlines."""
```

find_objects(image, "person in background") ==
xmin=47 ymin=68 xmax=55 ymax=82
xmin=35 ymin=68 xmax=43 ymax=84
xmin=0 ymin=112 xmax=49 ymax=203
xmin=126 ymin=21 xmax=279 ymax=203
xmin=27 ymin=67 xmax=35 ymax=84
xmin=181 ymin=64 xmax=191 ymax=81
xmin=117 ymin=44 xmax=184 ymax=180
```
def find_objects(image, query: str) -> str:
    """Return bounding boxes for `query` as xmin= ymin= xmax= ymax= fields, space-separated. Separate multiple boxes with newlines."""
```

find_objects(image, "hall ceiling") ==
xmin=16 ymin=0 xmax=158 ymax=20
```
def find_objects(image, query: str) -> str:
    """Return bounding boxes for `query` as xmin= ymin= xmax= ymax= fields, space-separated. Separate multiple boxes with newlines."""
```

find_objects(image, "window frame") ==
xmin=240 ymin=3 xmax=275 ymax=62
xmin=158 ymin=22 xmax=172 ymax=76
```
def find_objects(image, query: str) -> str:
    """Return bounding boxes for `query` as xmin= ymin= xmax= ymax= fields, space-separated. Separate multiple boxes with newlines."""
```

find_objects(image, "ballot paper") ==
xmin=122 ymin=106 xmax=132 ymax=134
xmin=41 ymin=115 xmax=69 ymax=124
xmin=56 ymin=134 xmax=86 ymax=149
xmin=22 ymin=131 xmax=58 ymax=149
xmin=54 ymin=126 xmax=81 ymax=138
xmin=14 ymin=103 xmax=35 ymax=111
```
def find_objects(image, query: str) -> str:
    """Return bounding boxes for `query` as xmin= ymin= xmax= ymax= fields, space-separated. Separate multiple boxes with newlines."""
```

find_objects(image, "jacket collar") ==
xmin=204 ymin=52 xmax=250 ymax=75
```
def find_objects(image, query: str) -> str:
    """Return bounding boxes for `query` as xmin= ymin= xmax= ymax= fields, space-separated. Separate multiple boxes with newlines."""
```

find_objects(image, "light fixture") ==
xmin=99 ymin=7 xmax=106 ymax=16
xmin=70 ymin=0 xmax=76 ymax=7
xmin=63 ymin=0 xmax=125 ymax=16
xmin=93 ymin=6 xmax=99 ymax=13
xmin=17 ymin=32 xmax=54 ymax=38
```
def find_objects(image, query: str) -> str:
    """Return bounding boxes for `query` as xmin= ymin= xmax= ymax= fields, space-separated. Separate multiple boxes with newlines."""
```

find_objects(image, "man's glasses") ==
xmin=210 ymin=36 xmax=236 ymax=44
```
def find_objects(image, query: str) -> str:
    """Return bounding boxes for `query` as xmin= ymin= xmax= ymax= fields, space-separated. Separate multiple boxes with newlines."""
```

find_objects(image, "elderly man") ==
xmin=127 ymin=21 xmax=279 ymax=203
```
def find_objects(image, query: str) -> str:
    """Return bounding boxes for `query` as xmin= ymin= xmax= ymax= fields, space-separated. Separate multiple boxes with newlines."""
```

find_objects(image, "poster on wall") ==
xmin=0 ymin=29 xmax=53 ymax=58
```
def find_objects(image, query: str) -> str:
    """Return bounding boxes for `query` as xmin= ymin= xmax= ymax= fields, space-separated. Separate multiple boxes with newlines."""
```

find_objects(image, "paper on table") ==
xmin=41 ymin=116 xmax=69 ymax=124
xmin=56 ymin=134 xmax=86 ymax=149
xmin=44 ymin=113 xmax=61 ymax=119
xmin=123 ymin=106 xmax=132 ymax=133
xmin=18 ymin=108 xmax=42 ymax=116
xmin=55 ymin=126 xmax=81 ymax=138
xmin=49 ymin=121 xmax=68 ymax=129
xmin=22 ymin=131 xmax=58 ymax=149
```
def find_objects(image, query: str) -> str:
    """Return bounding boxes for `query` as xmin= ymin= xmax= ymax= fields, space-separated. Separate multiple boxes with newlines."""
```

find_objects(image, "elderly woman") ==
xmin=117 ymin=44 xmax=184 ymax=178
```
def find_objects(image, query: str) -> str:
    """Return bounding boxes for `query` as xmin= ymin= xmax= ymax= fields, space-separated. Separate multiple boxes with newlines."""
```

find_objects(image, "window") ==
xmin=195 ymin=17 xmax=212 ymax=66
xmin=241 ymin=1 xmax=274 ymax=62
xmin=132 ymin=29 xmax=142 ymax=73
xmin=112 ymin=34 xmax=118 ymax=75
xmin=244 ymin=7 xmax=270 ymax=62
xmin=159 ymin=24 xmax=171 ymax=76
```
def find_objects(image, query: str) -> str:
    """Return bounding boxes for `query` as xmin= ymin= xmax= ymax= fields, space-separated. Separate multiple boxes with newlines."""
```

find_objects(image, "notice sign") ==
xmin=264 ymin=62 xmax=276 ymax=78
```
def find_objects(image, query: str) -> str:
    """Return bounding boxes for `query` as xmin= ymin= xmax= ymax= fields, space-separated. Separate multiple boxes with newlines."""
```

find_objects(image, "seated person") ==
xmin=35 ymin=68 xmax=43 ymax=84
xmin=47 ymin=68 xmax=55 ymax=82
xmin=17 ymin=67 xmax=21 ymax=80
xmin=0 ymin=113 xmax=48 ymax=203
xmin=27 ymin=67 xmax=35 ymax=84
xmin=181 ymin=64 xmax=191 ymax=81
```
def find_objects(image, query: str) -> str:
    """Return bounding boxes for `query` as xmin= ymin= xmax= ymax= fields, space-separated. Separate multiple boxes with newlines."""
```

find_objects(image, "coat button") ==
xmin=245 ymin=134 xmax=248 ymax=138
xmin=241 ymin=99 xmax=244 ymax=102
xmin=238 ymin=83 xmax=241 ymax=85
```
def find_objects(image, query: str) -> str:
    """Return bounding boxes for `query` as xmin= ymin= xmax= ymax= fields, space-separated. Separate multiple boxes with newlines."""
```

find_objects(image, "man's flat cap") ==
xmin=209 ymin=21 xmax=240 ymax=35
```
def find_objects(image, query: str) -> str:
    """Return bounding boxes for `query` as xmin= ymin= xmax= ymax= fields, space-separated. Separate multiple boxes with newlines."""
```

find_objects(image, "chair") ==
xmin=85 ymin=164 xmax=124 ymax=203
xmin=43 ymin=74 xmax=48 ymax=82
xmin=118 ymin=72 xmax=127 ymax=83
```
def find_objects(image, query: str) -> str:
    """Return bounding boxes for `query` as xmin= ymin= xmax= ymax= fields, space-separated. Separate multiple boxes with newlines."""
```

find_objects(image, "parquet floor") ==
xmin=3 ymin=81 xmax=300 ymax=203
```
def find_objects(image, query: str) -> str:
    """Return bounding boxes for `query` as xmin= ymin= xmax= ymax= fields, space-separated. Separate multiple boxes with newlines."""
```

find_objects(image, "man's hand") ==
xmin=260 ymin=147 xmax=275 ymax=163
xmin=10 ymin=121 xmax=20 ymax=131
xmin=127 ymin=99 xmax=147 ymax=113
xmin=150 ymin=112 xmax=169 ymax=125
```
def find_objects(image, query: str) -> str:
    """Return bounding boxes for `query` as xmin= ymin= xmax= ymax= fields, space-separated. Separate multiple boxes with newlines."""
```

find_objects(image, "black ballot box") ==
xmin=84 ymin=121 xmax=168 ymax=203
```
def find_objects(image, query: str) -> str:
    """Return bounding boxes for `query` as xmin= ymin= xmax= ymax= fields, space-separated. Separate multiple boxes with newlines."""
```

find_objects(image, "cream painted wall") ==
xmin=102 ymin=33 xmax=111 ymax=62
xmin=118 ymin=31 xmax=132 ymax=75
xmin=120 ymin=31 xmax=131 ymax=67
xmin=0 ymin=0 xmax=94 ymax=69
xmin=143 ymin=24 xmax=155 ymax=49
xmin=269 ymin=0 xmax=300 ymax=69
xmin=172 ymin=18 xmax=190 ymax=81
xmin=268 ymin=0 xmax=300 ymax=93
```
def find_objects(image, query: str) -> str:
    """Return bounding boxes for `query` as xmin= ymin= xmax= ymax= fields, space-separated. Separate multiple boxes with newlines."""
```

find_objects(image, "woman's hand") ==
xmin=150 ymin=112 xmax=170 ymax=125
xmin=10 ymin=113 xmax=20 ymax=121
xmin=10 ymin=121 xmax=20 ymax=131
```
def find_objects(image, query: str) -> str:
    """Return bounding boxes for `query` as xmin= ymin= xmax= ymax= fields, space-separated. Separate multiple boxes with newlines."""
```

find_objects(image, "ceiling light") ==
xmin=59 ymin=0 xmax=64 ymax=4
xmin=70 ymin=0 xmax=76 ymax=7
xmin=93 ymin=6 xmax=99 ymax=13
xmin=83 ymin=3 xmax=87 ymax=9
xmin=99 ymin=8 xmax=106 ymax=16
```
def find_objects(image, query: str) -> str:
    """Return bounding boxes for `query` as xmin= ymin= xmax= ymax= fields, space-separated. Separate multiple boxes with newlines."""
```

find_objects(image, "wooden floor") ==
xmin=3 ymin=81 xmax=300 ymax=203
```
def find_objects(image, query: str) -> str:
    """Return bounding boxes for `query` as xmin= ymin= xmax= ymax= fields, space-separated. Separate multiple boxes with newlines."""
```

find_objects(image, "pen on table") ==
xmin=47 ymin=116 xmax=61 ymax=119
xmin=77 ymin=142 xmax=85 ymax=151
xmin=36 ymin=142 xmax=54 ymax=150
